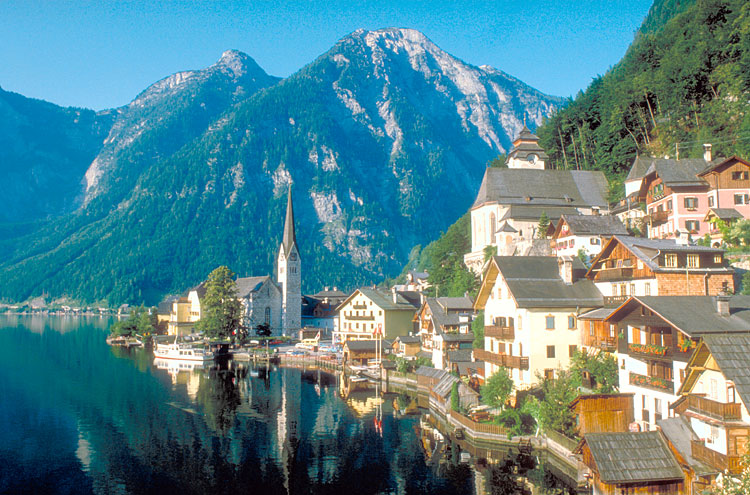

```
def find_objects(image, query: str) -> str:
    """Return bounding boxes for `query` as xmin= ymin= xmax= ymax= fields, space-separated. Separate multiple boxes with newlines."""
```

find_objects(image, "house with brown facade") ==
xmin=569 ymin=394 xmax=635 ymax=436
xmin=549 ymin=214 xmax=628 ymax=258
xmin=413 ymin=296 xmax=475 ymax=369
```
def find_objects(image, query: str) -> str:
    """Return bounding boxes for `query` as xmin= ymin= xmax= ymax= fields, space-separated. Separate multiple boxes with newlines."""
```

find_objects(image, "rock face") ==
xmin=0 ymin=29 xmax=563 ymax=304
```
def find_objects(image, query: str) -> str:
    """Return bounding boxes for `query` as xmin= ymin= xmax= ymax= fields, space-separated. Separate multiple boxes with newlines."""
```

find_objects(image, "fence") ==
xmin=545 ymin=428 xmax=579 ymax=452
xmin=450 ymin=410 xmax=508 ymax=436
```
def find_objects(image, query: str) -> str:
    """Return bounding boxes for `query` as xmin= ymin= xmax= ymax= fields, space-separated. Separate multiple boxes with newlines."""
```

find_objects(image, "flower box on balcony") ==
xmin=628 ymin=343 xmax=668 ymax=356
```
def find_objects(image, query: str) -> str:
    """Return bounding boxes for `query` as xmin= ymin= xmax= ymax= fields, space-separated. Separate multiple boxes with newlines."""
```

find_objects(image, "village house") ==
xmin=569 ymin=394 xmax=635 ymax=436
xmin=166 ymin=283 xmax=205 ymax=336
xmin=604 ymin=295 xmax=750 ymax=432
xmin=549 ymin=214 xmax=628 ymax=258
xmin=342 ymin=339 xmax=390 ymax=366
xmin=301 ymin=287 xmax=348 ymax=338
xmin=391 ymin=335 xmax=421 ymax=358
xmin=334 ymin=287 xmax=420 ymax=344
xmin=463 ymin=126 xmax=610 ymax=273
xmin=575 ymin=431 xmax=685 ymax=495
xmin=703 ymin=208 xmax=744 ymax=247
xmin=474 ymin=256 xmax=602 ymax=390
xmin=672 ymin=332 xmax=750 ymax=476
xmin=413 ymin=296 xmax=475 ymax=369
xmin=392 ymin=270 xmax=431 ymax=293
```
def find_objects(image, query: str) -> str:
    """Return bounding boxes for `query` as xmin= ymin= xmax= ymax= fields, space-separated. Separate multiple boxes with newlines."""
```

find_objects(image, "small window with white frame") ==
xmin=687 ymin=254 xmax=700 ymax=268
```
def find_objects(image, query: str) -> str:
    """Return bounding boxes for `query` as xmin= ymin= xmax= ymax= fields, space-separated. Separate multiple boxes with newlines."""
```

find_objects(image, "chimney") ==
xmin=704 ymin=143 xmax=713 ymax=163
xmin=392 ymin=287 xmax=398 ymax=304
xmin=558 ymin=256 xmax=574 ymax=285
xmin=717 ymin=291 xmax=731 ymax=317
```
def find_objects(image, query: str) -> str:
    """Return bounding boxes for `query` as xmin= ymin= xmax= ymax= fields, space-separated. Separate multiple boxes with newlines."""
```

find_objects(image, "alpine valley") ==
xmin=0 ymin=28 xmax=563 ymax=305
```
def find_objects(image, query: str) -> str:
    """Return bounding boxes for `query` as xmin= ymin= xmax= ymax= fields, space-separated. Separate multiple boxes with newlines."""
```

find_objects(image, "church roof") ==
xmin=236 ymin=276 xmax=275 ymax=298
xmin=281 ymin=184 xmax=297 ymax=256
xmin=471 ymin=168 xmax=609 ymax=210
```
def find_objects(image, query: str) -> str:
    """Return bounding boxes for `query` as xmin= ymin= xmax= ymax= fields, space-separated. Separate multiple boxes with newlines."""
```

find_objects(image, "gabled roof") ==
xmin=393 ymin=335 xmax=421 ymax=345
xmin=187 ymin=281 xmax=208 ymax=299
xmin=344 ymin=339 xmax=387 ymax=353
xmin=236 ymin=275 xmax=275 ymax=298
xmin=553 ymin=214 xmax=628 ymax=238
xmin=447 ymin=349 xmax=473 ymax=363
xmin=422 ymin=297 xmax=473 ymax=335
xmin=642 ymin=158 xmax=711 ymax=188
xmin=680 ymin=333 xmax=750 ymax=413
xmin=339 ymin=287 xmax=421 ymax=312
xmin=433 ymin=373 xmax=460 ymax=398
xmin=657 ymin=417 xmax=715 ymax=477
xmin=697 ymin=155 xmax=750 ymax=176
xmin=586 ymin=235 xmax=728 ymax=278
xmin=625 ymin=156 xmax=654 ymax=183
xmin=476 ymin=256 xmax=602 ymax=310
xmin=605 ymin=296 xmax=750 ymax=337
xmin=471 ymin=168 xmax=610 ymax=210
xmin=577 ymin=432 xmax=683 ymax=484
xmin=500 ymin=205 xmax=580 ymax=222
xmin=705 ymin=208 xmax=743 ymax=222
xmin=416 ymin=366 xmax=447 ymax=379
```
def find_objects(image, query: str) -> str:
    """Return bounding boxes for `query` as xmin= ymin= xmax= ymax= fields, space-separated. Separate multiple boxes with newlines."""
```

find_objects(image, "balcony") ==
xmin=352 ymin=303 xmax=368 ymax=310
xmin=628 ymin=343 xmax=670 ymax=358
xmin=646 ymin=210 xmax=670 ymax=225
xmin=597 ymin=337 xmax=618 ymax=352
xmin=474 ymin=349 xmax=529 ymax=370
xmin=692 ymin=440 xmax=744 ymax=475
xmin=484 ymin=324 xmax=515 ymax=340
xmin=603 ymin=295 xmax=628 ymax=307
xmin=596 ymin=267 xmax=634 ymax=281
xmin=629 ymin=372 xmax=674 ymax=392
xmin=346 ymin=314 xmax=375 ymax=321
xmin=674 ymin=394 xmax=742 ymax=421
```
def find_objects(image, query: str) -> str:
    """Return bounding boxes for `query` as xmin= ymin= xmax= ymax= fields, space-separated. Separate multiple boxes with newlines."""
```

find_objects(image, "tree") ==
xmin=195 ymin=266 xmax=242 ymax=340
xmin=486 ymin=154 xmax=508 ymax=168
xmin=569 ymin=349 xmax=619 ymax=393
xmin=110 ymin=305 xmax=156 ymax=337
xmin=537 ymin=212 xmax=550 ymax=239
xmin=472 ymin=311 xmax=484 ymax=349
xmin=451 ymin=381 xmax=461 ymax=412
xmin=255 ymin=322 xmax=272 ymax=338
xmin=741 ymin=271 xmax=750 ymax=295
xmin=708 ymin=454 xmax=750 ymax=494
xmin=481 ymin=367 xmax=514 ymax=409
xmin=536 ymin=367 xmax=578 ymax=438
xmin=483 ymin=245 xmax=497 ymax=262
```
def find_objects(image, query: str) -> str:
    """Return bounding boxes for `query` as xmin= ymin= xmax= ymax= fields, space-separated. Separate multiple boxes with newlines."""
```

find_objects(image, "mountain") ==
xmin=0 ymin=28 xmax=563 ymax=305
xmin=536 ymin=0 xmax=750 ymax=193
xmin=0 ymin=87 xmax=114 ymax=224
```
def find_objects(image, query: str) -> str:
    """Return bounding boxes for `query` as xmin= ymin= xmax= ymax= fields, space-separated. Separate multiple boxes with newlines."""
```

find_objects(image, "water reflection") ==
xmin=0 ymin=317 xmax=573 ymax=494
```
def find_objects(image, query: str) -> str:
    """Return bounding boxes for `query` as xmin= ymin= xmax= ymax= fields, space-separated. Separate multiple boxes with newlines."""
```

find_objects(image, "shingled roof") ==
xmin=471 ymin=168 xmax=609 ymax=210
xmin=490 ymin=256 xmax=603 ymax=308
xmin=657 ymin=417 xmax=716 ymax=477
xmin=625 ymin=156 xmax=654 ymax=183
xmin=579 ymin=432 xmax=683 ymax=484
xmin=236 ymin=276 xmax=275 ymax=298
xmin=700 ymin=333 xmax=750 ymax=412
xmin=606 ymin=296 xmax=750 ymax=337
xmin=643 ymin=158 xmax=711 ymax=188
xmin=556 ymin=214 xmax=628 ymax=237
xmin=342 ymin=287 xmax=421 ymax=312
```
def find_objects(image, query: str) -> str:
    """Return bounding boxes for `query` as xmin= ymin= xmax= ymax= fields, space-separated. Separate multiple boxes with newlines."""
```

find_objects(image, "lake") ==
xmin=0 ymin=316 xmax=572 ymax=494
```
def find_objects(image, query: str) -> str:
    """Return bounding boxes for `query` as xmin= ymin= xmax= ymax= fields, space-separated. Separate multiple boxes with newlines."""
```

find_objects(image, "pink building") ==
xmin=638 ymin=149 xmax=750 ymax=241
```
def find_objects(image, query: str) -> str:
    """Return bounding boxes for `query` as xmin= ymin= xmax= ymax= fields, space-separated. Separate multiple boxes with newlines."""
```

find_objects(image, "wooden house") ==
xmin=575 ymin=431 xmax=684 ymax=495
xmin=414 ymin=296 xmax=474 ymax=369
xmin=391 ymin=335 xmax=421 ymax=358
xmin=342 ymin=339 xmax=389 ymax=366
xmin=569 ymin=393 xmax=634 ymax=435
xmin=549 ymin=214 xmax=628 ymax=258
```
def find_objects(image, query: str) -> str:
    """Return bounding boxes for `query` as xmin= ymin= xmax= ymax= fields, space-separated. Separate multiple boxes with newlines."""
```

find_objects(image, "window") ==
xmin=590 ymin=237 xmax=600 ymax=245
xmin=644 ymin=282 xmax=651 ymax=296
xmin=708 ymin=195 xmax=715 ymax=207
xmin=684 ymin=197 xmax=698 ymax=209
xmin=664 ymin=253 xmax=678 ymax=267
xmin=546 ymin=316 xmax=555 ymax=330
xmin=609 ymin=324 xmax=616 ymax=338
xmin=687 ymin=254 xmax=700 ymax=268
xmin=685 ymin=220 xmax=700 ymax=233
xmin=517 ymin=316 xmax=522 ymax=330
xmin=667 ymin=199 xmax=673 ymax=211
xmin=544 ymin=369 xmax=555 ymax=380
xmin=547 ymin=346 xmax=555 ymax=358
xmin=589 ymin=321 xmax=594 ymax=337
xmin=714 ymin=254 xmax=723 ymax=264
xmin=731 ymin=171 xmax=749 ymax=180
xmin=569 ymin=345 xmax=577 ymax=357
xmin=728 ymin=385 xmax=736 ymax=403
xmin=735 ymin=193 xmax=750 ymax=205
xmin=264 ymin=307 xmax=271 ymax=325
xmin=568 ymin=315 xmax=576 ymax=329
xmin=630 ymin=283 xmax=636 ymax=295
xmin=570 ymin=239 xmax=575 ymax=247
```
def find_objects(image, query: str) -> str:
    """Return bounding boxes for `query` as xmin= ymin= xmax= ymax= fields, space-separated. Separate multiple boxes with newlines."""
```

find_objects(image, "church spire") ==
xmin=282 ymin=184 xmax=297 ymax=255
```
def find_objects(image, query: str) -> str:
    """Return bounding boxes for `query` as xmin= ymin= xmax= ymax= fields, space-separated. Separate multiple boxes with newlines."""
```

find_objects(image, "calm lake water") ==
xmin=0 ymin=316 xmax=571 ymax=495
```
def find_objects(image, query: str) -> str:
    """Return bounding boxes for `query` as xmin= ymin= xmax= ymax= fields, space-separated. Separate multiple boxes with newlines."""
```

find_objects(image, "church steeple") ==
xmin=281 ymin=184 xmax=297 ymax=255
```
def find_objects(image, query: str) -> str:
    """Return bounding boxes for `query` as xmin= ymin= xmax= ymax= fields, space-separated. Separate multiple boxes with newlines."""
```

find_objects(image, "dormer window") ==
xmin=687 ymin=254 xmax=699 ymax=268
xmin=664 ymin=253 xmax=678 ymax=268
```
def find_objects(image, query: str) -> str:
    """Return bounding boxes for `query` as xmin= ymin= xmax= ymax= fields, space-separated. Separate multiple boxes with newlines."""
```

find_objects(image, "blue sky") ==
xmin=0 ymin=0 xmax=653 ymax=111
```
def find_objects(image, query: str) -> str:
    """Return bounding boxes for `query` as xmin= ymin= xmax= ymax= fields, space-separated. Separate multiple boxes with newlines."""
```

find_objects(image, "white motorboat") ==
xmin=154 ymin=341 xmax=214 ymax=363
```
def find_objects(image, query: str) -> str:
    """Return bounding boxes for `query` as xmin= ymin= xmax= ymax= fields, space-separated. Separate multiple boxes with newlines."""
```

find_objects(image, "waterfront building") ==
xmin=604 ymin=295 xmax=750 ymax=432
xmin=569 ymin=394 xmax=635 ymax=436
xmin=334 ymin=287 xmax=420 ymax=344
xmin=301 ymin=287 xmax=348 ymax=338
xmin=166 ymin=283 xmax=205 ymax=336
xmin=342 ymin=339 xmax=390 ymax=366
xmin=413 ymin=296 xmax=475 ymax=369
xmin=236 ymin=275 xmax=282 ymax=335
xmin=575 ymin=431 xmax=685 ymax=495
xmin=672 ymin=333 xmax=750 ymax=475
xmin=474 ymin=256 xmax=602 ymax=390
xmin=391 ymin=335 xmax=421 ymax=358
xmin=463 ymin=127 xmax=610 ymax=273
xmin=549 ymin=214 xmax=628 ymax=258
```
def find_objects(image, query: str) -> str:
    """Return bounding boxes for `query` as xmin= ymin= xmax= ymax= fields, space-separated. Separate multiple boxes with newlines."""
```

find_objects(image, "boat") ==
xmin=106 ymin=335 xmax=143 ymax=347
xmin=154 ymin=340 xmax=215 ymax=363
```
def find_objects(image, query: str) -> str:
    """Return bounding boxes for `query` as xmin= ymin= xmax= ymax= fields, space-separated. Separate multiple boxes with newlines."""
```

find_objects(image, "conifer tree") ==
xmin=196 ymin=266 xmax=241 ymax=340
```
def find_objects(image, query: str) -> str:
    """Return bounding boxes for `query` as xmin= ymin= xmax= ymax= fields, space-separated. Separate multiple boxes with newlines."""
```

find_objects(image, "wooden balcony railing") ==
xmin=629 ymin=372 xmax=674 ymax=393
xmin=484 ymin=324 xmax=515 ymax=340
xmin=603 ymin=295 xmax=628 ymax=307
xmin=646 ymin=210 xmax=670 ymax=225
xmin=692 ymin=440 xmax=744 ymax=475
xmin=675 ymin=394 xmax=742 ymax=421
xmin=596 ymin=267 xmax=634 ymax=281
xmin=474 ymin=349 xmax=529 ymax=370
xmin=352 ymin=303 xmax=368 ymax=310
